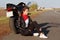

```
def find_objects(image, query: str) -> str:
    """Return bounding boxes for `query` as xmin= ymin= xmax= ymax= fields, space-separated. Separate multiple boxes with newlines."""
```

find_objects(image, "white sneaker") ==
xmin=33 ymin=33 xmax=39 ymax=36
xmin=39 ymin=33 xmax=48 ymax=38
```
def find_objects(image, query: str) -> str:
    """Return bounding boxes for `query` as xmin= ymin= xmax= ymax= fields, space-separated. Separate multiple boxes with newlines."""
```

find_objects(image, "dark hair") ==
xmin=22 ymin=6 xmax=29 ymax=11
xmin=21 ymin=6 xmax=29 ymax=14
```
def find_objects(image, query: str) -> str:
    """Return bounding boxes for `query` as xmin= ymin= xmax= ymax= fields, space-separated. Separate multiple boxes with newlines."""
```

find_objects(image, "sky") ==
xmin=0 ymin=0 xmax=60 ymax=8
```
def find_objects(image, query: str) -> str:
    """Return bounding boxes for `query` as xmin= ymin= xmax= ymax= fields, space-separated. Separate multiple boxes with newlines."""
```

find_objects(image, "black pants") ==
xmin=19 ymin=21 xmax=41 ymax=36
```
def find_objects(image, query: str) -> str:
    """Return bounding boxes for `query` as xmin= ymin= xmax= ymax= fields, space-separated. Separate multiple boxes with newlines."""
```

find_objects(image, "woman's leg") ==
xmin=34 ymin=24 xmax=48 ymax=38
xmin=39 ymin=28 xmax=48 ymax=38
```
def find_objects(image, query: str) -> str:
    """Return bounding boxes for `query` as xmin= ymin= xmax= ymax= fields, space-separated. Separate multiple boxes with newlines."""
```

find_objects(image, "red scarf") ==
xmin=22 ymin=14 xmax=28 ymax=21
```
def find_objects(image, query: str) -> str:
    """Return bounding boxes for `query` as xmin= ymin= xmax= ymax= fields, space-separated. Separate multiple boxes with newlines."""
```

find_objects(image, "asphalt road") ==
xmin=2 ymin=10 xmax=60 ymax=40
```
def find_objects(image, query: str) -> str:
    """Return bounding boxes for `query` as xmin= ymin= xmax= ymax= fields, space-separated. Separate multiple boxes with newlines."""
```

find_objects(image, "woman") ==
xmin=20 ymin=6 xmax=48 ymax=38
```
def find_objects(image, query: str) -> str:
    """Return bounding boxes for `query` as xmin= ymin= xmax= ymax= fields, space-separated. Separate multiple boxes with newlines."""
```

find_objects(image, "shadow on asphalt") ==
xmin=37 ymin=22 xmax=60 ymax=36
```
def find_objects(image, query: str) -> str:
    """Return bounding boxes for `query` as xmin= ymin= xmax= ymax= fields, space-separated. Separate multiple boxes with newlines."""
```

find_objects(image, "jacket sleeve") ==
xmin=20 ymin=16 xmax=26 ymax=28
xmin=28 ymin=16 xmax=33 ymax=25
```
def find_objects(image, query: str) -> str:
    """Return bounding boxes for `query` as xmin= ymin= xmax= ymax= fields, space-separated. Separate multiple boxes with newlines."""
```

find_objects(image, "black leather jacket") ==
xmin=20 ymin=16 xmax=32 ymax=29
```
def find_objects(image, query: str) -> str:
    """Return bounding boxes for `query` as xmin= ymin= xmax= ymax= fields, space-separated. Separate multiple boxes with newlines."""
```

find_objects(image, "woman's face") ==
xmin=23 ymin=9 xmax=28 ymax=15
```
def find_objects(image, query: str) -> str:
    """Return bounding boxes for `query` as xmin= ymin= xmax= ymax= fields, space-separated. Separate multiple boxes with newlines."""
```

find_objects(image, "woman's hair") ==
xmin=21 ymin=6 xmax=29 ymax=14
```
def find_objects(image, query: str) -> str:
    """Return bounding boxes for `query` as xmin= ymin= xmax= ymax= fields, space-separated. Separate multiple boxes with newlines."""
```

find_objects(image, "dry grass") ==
xmin=0 ymin=17 xmax=11 ymax=38
xmin=0 ymin=8 xmax=6 ymax=17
